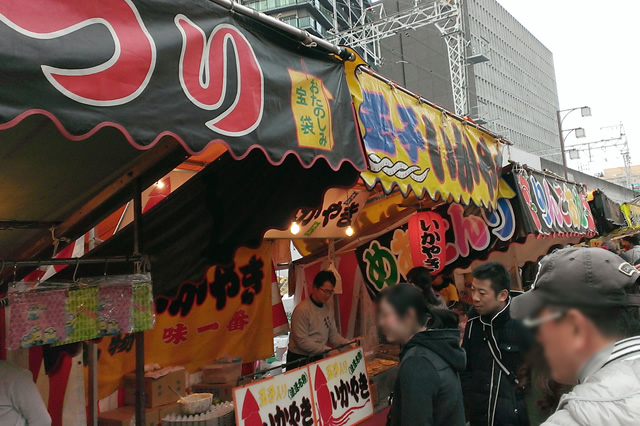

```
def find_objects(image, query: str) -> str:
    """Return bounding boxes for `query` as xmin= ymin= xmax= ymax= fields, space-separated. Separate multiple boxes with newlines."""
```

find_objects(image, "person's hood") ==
xmin=402 ymin=328 xmax=466 ymax=372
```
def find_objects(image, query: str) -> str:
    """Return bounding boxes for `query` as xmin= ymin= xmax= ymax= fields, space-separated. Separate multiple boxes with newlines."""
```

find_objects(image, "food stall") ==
xmin=0 ymin=0 xmax=368 ymax=424
xmin=277 ymin=51 xmax=508 ymax=413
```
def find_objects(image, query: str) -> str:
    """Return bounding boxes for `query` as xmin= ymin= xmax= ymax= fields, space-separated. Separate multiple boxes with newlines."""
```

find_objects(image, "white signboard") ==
xmin=309 ymin=347 xmax=374 ymax=425
xmin=234 ymin=366 xmax=315 ymax=426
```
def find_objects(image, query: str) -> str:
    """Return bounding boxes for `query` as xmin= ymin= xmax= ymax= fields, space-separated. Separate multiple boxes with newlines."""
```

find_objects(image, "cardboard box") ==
xmin=98 ymin=406 xmax=159 ymax=426
xmin=124 ymin=368 xmax=186 ymax=408
xmin=191 ymin=381 xmax=236 ymax=402
xmin=201 ymin=361 xmax=242 ymax=384
xmin=157 ymin=402 xmax=180 ymax=419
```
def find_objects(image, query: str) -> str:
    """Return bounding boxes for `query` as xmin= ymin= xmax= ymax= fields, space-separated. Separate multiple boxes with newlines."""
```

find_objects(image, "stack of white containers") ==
xmin=161 ymin=402 xmax=235 ymax=426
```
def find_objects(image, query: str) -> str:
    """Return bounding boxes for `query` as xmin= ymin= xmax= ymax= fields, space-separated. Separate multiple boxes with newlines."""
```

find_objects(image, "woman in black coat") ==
xmin=378 ymin=284 xmax=466 ymax=426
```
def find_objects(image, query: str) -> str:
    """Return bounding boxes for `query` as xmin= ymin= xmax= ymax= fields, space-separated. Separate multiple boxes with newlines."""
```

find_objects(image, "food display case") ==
xmin=365 ymin=344 xmax=400 ymax=412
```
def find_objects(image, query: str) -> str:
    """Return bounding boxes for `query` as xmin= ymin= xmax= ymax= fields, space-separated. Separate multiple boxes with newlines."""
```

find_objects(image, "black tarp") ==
xmin=58 ymin=150 xmax=359 ymax=296
xmin=589 ymin=189 xmax=627 ymax=234
xmin=0 ymin=0 xmax=365 ymax=171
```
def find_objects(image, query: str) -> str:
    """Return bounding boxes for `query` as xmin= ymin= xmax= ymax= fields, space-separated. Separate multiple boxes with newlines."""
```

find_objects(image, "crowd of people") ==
xmin=379 ymin=245 xmax=640 ymax=425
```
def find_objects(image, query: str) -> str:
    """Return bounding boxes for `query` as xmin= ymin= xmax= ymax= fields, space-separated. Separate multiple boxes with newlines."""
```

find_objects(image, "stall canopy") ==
xmin=589 ymin=189 xmax=627 ymax=235
xmin=345 ymin=53 xmax=505 ymax=208
xmin=290 ymin=164 xmax=598 ymax=297
xmin=0 ymin=0 xmax=366 ymax=270
xmin=0 ymin=0 xmax=364 ymax=170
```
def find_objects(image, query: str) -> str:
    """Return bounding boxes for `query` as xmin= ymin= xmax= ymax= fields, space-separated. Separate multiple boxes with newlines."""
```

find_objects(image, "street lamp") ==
xmin=556 ymin=106 xmax=591 ymax=179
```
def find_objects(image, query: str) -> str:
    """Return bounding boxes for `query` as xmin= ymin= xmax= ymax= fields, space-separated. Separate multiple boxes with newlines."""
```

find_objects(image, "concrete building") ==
xmin=379 ymin=0 xmax=561 ymax=161
xmin=241 ymin=0 xmax=371 ymax=38
xmin=602 ymin=165 xmax=640 ymax=191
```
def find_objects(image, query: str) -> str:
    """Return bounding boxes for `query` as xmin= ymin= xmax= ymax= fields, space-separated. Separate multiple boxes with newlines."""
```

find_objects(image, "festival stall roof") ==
xmin=589 ymin=189 xmax=628 ymax=236
xmin=289 ymin=163 xmax=598 ymax=295
xmin=265 ymin=50 xmax=510 ymax=258
xmin=0 ymin=0 xmax=366 ymax=279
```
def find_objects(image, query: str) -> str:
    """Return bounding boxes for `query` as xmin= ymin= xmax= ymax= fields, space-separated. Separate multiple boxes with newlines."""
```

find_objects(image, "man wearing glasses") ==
xmin=512 ymin=247 xmax=640 ymax=425
xmin=287 ymin=270 xmax=349 ymax=370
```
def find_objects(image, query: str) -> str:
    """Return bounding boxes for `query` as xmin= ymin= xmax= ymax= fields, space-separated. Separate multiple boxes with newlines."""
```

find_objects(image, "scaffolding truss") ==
xmin=327 ymin=0 xmax=469 ymax=115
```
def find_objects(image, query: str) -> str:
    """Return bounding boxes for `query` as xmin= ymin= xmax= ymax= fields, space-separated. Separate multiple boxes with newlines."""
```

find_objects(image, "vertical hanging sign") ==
xmin=408 ymin=211 xmax=447 ymax=274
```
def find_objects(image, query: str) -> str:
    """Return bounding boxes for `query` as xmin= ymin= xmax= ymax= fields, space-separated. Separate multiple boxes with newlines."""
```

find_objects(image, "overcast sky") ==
xmin=498 ymin=0 xmax=639 ymax=175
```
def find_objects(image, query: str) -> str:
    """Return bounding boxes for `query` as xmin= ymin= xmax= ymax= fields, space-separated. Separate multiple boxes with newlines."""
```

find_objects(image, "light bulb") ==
xmin=290 ymin=221 xmax=300 ymax=235
xmin=156 ymin=180 xmax=165 ymax=189
xmin=345 ymin=225 xmax=354 ymax=237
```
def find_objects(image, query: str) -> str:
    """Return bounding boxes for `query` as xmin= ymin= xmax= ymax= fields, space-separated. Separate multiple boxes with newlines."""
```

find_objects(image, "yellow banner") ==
xmin=346 ymin=55 xmax=503 ymax=207
xmin=92 ymin=244 xmax=274 ymax=399
xmin=621 ymin=203 xmax=640 ymax=229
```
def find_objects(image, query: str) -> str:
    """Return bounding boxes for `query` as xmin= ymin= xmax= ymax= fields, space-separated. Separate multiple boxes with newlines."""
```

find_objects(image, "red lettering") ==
xmin=517 ymin=173 xmax=542 ymax=231
xmin=175 ymin=16 xmax=264 ymax=136
xmin=0 ymin=0 xmax=155 ymax=106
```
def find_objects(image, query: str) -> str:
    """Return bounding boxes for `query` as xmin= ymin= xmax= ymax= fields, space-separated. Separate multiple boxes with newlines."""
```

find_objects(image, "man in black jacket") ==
xmin=461 ymin=262 xmax=533 ymax=426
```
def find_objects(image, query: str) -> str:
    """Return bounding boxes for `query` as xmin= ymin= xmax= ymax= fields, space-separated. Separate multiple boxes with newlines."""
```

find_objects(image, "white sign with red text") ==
xmin=309 ymin=347 xmax=374 ymax=425
xmin=234 ymin=366 xmax=316 ymax=426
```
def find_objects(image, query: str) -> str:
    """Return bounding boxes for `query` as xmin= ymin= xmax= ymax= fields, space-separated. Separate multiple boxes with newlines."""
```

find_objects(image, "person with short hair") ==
xmin=461 ymin=262 xmax=533 ymax=426
xmin=0 ymin=360 xmax=51 ymax=426
xmin=287 ymin=270 xmax=349 ymax=369
xmin=406 ymin=266 xmax=447 ymax=308
xmin=511 ymin=247 xmax=640 ymax=425
xmin=378 ymin=284 xmax=466 ymax=426
xmin=621 ymin=235 xmax=640 ymax=264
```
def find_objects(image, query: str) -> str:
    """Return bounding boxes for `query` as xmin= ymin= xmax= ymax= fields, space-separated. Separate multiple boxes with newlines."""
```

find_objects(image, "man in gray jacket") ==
xmin=512 ymin=247 xmax=640 ymax=425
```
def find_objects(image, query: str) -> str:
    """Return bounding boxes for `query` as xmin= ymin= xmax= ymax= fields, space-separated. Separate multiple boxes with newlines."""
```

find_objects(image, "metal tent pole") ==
xmin=0 ymin=256 xmax=142 ymax=267
xmin=133 ymin=179 xmax=146 ymax=426
xmin=87 ymin=227 xmax=99 ymax=426
xmin=207 ymin=0 xmax=353 ymax=60
xmin=87 ymin=342 xmax=99 ymax=426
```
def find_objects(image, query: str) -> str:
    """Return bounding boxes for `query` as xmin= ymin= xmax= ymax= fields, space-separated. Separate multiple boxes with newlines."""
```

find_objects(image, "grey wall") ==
xmin=540 ymin=158 xmax=635 ymax=204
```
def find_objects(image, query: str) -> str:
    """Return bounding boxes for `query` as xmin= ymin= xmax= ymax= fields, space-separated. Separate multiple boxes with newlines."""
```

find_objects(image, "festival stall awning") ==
xmin=0 ymin=0 xmax=367 ymax=267
xmin=589 ymin=189 xmax=627 ymax=235
xmin=507 ymin=166 xmax=597 ymax=238
xmin=345 ymin=52 xmax=505 ymax=208
xmin=297 ymin=165 xmax=599 ymax=297
xmin=0 ymin=0 xmax=365 ymax=171
xmin=621 ymin=203 xmax=640 ymax=230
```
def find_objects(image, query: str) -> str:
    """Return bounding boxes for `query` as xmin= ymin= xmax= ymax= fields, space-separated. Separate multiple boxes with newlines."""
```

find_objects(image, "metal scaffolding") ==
xmin=327 ymin=0 xmax=470 ymax=115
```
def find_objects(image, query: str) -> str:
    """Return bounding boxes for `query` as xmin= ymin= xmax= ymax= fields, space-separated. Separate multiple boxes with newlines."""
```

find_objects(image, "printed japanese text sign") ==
xmin=621 ymin=203 xmax=640 ymax=229
xmin=345 ymin=55 xmax=503 ymax=207
xmin=264 ymin=189 xmax=369 ymax=239
xmin=509 ymin=169 xmax=597 ymax=236
xmin=234 ymin=367 xmax=316 ymax=426
xmin=309 ymin=348 xmax=374 ymax=425
xmin=91 ymin=244 xmax=274 ymax=400
xmin=356 ymin=179 xmax=519 ymax=295
xmin=0 ymin=0 xmax=365 ymax=170
xmin=233 ymin=348 xmax=373 ymax=426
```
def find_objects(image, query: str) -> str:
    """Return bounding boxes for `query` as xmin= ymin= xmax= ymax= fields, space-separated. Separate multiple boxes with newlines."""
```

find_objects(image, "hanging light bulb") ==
xmin=156 ymin=180 xmax=165 ymax=189
xmin=345 ymin=225 xmax=355 ymax=237
xmin=290 ymin=221 xmax=300 ymax=235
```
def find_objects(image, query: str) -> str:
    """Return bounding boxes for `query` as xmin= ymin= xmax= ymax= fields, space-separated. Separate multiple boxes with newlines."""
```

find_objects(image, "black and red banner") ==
xmin=0 ymin=0 xmax=365 ymax=170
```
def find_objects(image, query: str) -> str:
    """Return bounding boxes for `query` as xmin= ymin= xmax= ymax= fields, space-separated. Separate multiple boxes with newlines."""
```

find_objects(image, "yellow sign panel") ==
xmin=92 ymin=244 xmax=274 ymax=399
xmin=346 ymin=57 xmax=504 ymax=207
xmin=289 ymin=69 xmax=335 ymax=151
xmin=621 ymin=203 xmax=640 ymax=229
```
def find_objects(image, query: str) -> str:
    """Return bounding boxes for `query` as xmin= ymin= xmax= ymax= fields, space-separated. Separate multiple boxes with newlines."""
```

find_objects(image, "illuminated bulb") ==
xmin=345 ymin=225 xmax=355 ymax=237
xmin=156 ymin=180 xmax=165 ymax=189
xmin=290 ymin=221 xmax=300 ymax=235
